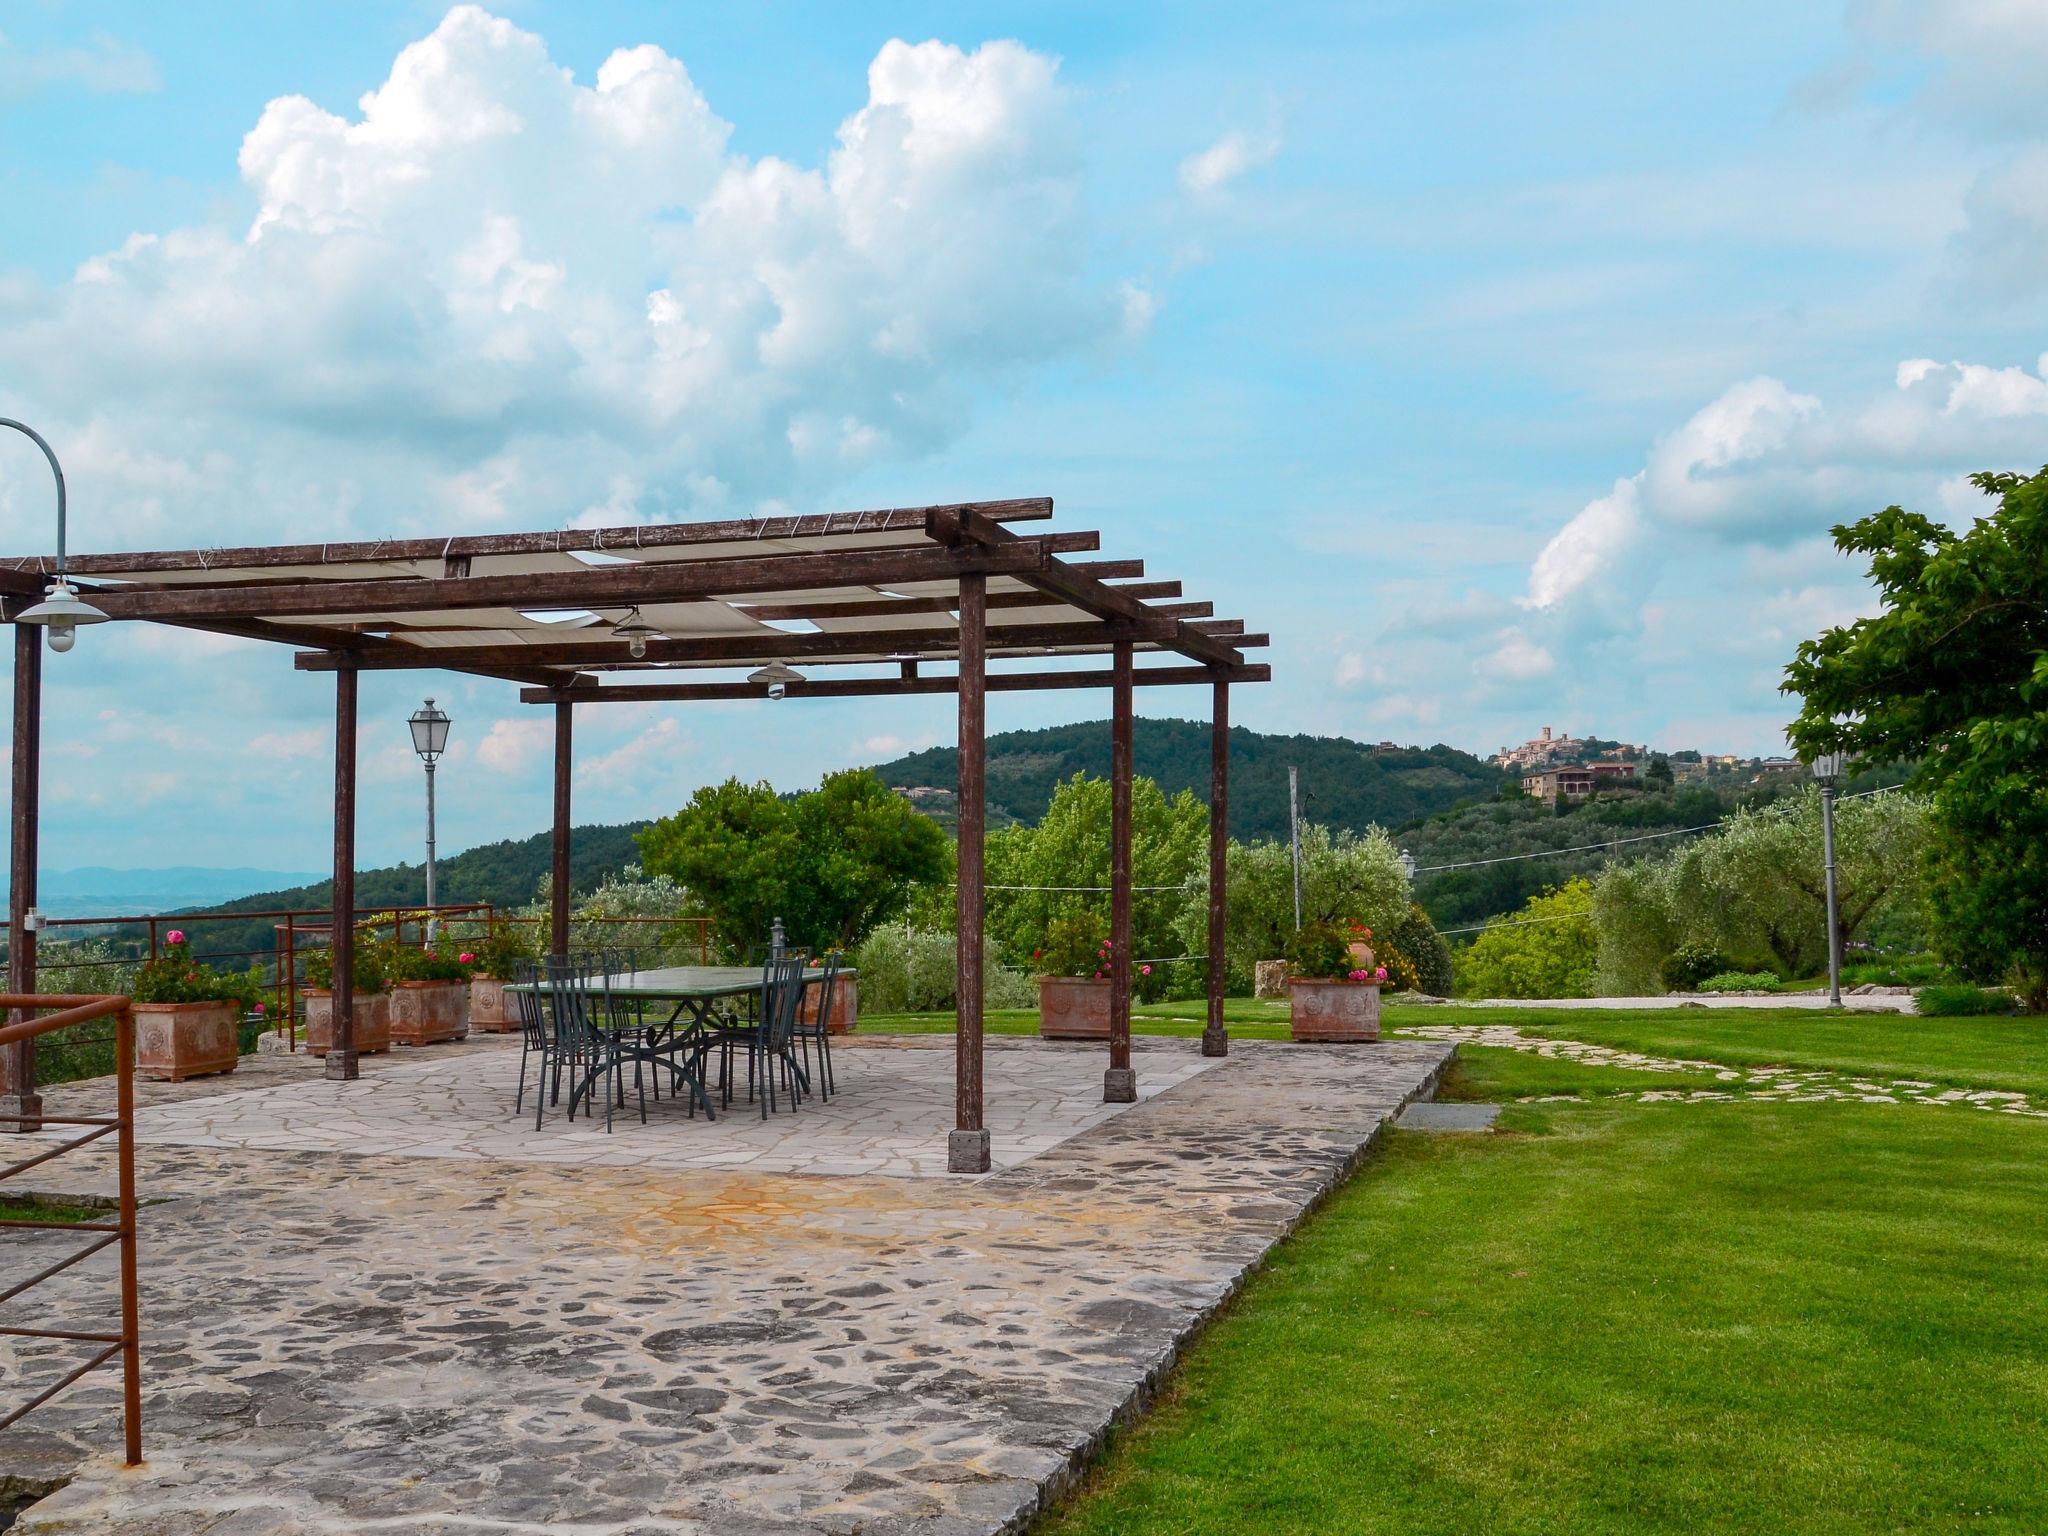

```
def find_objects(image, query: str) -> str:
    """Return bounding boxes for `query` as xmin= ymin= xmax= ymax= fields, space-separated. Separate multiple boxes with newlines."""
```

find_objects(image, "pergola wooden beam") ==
xmin=292 ymin=620 xmax=1265 ymax=674
xmin=1 ymin=497 xmax=1055 ymax=579
xmin=926 ymin=507 xmax=1242 ymax=670
xmin=516 ymin=662 xmax=1269 ymax=704
xmin=732 ymin=581 xmax=1187 ymax=622
xmin=76 ymin=542 xmax=1058 ymax=624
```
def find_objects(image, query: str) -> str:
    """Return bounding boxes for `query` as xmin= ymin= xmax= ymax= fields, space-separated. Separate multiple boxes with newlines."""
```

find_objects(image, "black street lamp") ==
xmin=2 ymin=419 xmax=108 ymax=652
xmin=409 ymin=699 xmax=452 ymax=935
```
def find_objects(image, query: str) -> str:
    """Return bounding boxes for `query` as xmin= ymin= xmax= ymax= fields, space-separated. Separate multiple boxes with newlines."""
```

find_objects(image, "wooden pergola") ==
xmin=0 ymin=498 xmax=1267 ymax=1172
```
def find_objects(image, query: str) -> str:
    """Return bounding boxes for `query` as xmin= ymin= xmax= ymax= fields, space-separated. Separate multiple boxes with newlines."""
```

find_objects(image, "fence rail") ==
xmin=0 ymin=992 xmax=142 ymax=1466
xmin=4 ymin=905 xmax=715 ymax=1061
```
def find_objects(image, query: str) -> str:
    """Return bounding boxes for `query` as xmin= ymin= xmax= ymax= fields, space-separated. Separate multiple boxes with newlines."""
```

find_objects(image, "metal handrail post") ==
xmin=115 ymin=1002 xmax=141 ymax=1465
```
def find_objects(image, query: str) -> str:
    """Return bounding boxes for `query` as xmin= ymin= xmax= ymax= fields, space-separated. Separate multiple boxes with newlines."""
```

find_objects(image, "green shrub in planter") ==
xmin=1698 ymin=970 xmax=1781 ymax=993
xmin=1917 ymin=982 xmax=2015 ymax=1016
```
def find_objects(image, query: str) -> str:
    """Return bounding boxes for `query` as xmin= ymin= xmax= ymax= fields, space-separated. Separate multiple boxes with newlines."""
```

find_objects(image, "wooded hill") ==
xmin=108 ymin=822 xmax=654 ymax=972
xmin=870 ymin=719 xmax=1508 ymax=842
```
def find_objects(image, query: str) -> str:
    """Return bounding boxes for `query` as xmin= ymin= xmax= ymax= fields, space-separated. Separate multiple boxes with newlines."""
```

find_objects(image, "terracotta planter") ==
xmin=133 ymin=999 xmax=240 ymax=1082
xmin=800 ymin=976 xmax=859 ymax=1035
xmin=468 ymin=975 xmax=516 ymax=1033
xmin=1288 ymin=978 xmax=1381 ymax=1043
xmin=1038 ymin=975 xmax=1112 ymax=1040
xmin=390 ymin=978 xmax=470 ymax=1046
xmin=1347 ymin=941 xmax=1376 ymax=970
xmin=302 ymin=989 xmax=392 ymax=1056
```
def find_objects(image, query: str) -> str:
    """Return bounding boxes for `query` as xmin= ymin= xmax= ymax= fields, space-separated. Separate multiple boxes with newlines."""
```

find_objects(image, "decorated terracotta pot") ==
xmin=133 ymin=999 xmax=240 ymax=1083
xmin=1287 ymin=978 xmax=1380 ymax=1043
xmin=302 ymin=989 xmax=392 ymax=1056
xmin=1039 ymin=975 xmax=1113 ymax=1040
xmin=390 ymin=979 xmax=470 ymax=1046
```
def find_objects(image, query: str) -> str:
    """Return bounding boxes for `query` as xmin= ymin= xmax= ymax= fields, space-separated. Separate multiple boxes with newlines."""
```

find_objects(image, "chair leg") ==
xmin=515 ymin=1045 xmax=530 ymax=1111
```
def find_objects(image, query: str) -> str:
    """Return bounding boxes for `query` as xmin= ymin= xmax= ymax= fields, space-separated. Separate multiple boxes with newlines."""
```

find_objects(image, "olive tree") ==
xmin=1592 ymin=789 xmax=1929 ymax=988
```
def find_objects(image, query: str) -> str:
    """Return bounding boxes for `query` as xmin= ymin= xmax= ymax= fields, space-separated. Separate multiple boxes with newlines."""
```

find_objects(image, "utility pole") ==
xmin=1289 ymin=765 xmax=1302 ymax=931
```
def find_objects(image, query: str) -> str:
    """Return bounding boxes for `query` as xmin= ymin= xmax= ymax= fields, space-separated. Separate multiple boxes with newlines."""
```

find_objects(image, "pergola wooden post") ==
xmin=551 ymin=699 xmax=573 ymax=957
xmin=1104 ymin=635 xmax=1137 ymax=1103
xmin=950 ymin=572 xmax=990 ymax=1173
xmin=326 ymin=663 xmax=359 ymax=1081
xmin=1203 ymin=678 xmax=1230 ymax=1057
xmin=2 ymin=621 xmax=42 ymax=1133
xmin=0 ymin=496 xmax=1268 ymax=1167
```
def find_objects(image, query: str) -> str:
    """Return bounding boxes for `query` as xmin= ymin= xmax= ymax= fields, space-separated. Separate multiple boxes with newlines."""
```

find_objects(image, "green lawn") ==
xmin=858 ymin=1000 xmax=2048 ymax=1099
xmin=949 ymin=999 xmax=2048 ymax=1534
xmin=1485 ymin=1006 xmax=2048 ymax=1097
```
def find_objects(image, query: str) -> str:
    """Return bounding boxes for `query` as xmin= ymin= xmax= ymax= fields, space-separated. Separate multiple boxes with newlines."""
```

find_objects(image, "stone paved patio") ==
xmin=62 ymin=1034 xmax=1225 ymax=1178
xmin=1 ymin=1032 xmax=1450 ymax=1535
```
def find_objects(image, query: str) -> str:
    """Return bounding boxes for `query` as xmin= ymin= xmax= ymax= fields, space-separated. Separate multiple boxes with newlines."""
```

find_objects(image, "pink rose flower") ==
xmin=1140 ymin=964 xmax=1152 ymax=976
xmin=1374 ymin=965 xmax=1388 ymax=981
xmin=253 ymin=1001 xmax=265 ymax=1013
xmin=166 ymin=930 xmax=185 ymax=945
xmin=458 ymin=953 xmax=474 ymax=965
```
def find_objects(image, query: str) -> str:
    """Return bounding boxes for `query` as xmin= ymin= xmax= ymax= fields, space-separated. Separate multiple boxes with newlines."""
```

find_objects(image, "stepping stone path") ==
xmin=1393 ymin=1022 xmax=2048 ymax=1118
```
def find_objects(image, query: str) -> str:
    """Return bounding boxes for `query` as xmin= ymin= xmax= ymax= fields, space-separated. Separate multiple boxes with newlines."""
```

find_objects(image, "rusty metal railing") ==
xmin=0 ymin=992 xmax=142 ymax=1466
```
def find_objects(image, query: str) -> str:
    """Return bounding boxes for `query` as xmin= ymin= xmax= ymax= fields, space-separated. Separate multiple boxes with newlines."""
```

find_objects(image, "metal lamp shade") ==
xmin=17 ymin=580 xmax=110 ymax=652
xmin=1809 ymin=752 xmax=1845 ymax=784
xmin=409 ymin=699 xmax=451 ymax=762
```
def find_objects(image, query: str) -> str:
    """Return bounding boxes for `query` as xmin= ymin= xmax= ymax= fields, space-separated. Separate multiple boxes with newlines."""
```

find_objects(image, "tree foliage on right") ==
xmin=1784 ymin=466 xmax=2048 ymax=1008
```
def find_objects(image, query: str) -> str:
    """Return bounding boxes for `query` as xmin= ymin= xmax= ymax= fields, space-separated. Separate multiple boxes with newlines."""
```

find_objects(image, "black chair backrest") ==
xmin=510 ymin=959 xmax=545 ymax=1048
xmin=544 ymin=953 xmax=603 ymax=1044
xmin=805 ymin=951 xmax=841 ymax=1032
xmin=757 ymin=950 xmax=809 ymax=1052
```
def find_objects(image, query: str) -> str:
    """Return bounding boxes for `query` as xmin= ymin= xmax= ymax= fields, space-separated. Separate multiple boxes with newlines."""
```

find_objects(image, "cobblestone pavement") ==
xmin=0 ymin=1033 xmax=1451 ymax=1535
xmin=1397 ymin=1022 xmax=2048 ymax=1117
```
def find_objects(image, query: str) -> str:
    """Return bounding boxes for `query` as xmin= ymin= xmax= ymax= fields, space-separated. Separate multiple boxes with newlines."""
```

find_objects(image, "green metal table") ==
xmin=507 ymin=965 xmax=854 ymax=1122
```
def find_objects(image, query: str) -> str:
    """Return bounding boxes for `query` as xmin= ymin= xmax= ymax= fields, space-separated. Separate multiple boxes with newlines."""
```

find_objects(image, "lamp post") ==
xmin=408 ymin=699 xmax=451 ymax=938
xmin=1810 ymin=752 xmax=1845 ymax=1007
xmin=1 ymin=419 xmax=108 ymax=650
xmin=1288 ymin=765 xmax=1302 ymax=931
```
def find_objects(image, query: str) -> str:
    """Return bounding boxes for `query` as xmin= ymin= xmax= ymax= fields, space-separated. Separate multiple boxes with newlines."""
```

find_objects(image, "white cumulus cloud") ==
xmin=0 ymin=6 xmax=1138 ymax=553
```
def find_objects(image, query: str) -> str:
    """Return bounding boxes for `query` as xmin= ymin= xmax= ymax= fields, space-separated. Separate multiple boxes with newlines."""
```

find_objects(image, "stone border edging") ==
xmin=1010 ymin=1043 xmax=1457 ymax=1533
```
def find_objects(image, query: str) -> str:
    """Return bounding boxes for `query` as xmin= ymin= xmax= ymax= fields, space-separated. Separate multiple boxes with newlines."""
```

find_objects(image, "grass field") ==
xmin=863 ymin=999 xmax=2048 ymax=1534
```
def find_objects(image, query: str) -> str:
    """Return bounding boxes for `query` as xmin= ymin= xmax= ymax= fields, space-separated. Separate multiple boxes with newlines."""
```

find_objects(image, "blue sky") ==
xmin=1 ymin=1 xmax=2045 ymax=873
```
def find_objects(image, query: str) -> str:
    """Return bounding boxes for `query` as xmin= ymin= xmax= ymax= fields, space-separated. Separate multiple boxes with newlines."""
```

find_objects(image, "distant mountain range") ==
xmin=1 ymin=866 xmax=325 ymax=919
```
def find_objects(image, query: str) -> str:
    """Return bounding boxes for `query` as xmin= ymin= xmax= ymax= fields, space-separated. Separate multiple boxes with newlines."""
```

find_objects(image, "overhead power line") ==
xmin=1412 ymin=783 xmax=1900 ymax=875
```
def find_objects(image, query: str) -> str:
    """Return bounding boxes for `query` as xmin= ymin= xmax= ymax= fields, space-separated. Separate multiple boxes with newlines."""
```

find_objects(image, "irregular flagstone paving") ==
xmin=1396 ymin=1022 xmax=2048 ymax=1117
xmin=0 ymin=1033 xmax=1451 ymax=1535
xmin=28 ymin=1035 xmax=1225 ymax=1179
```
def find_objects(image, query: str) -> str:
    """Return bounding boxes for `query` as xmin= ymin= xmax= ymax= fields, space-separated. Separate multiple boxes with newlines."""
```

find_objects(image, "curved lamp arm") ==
xmin=0 ymin=418 xmax=67 ymax=576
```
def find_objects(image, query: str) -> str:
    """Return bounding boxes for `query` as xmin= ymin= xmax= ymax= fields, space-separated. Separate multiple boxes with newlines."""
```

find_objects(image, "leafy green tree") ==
xmin=638 ymin=770 xmax=948 ymax=955
xmin=985 ymin=772 xmax=1207 ymax=998
xmin=1785 ymin=466 xmax=2048 ymax=1006
xmin=1199 ymin=822 xmax=1411 ymax=994
xmin=1644 ymin=754 xmax=1674 ymax=790
xmin=783 ymin=771 xmax=952 ymax=951
xmin=1457 ymin=878 xmax=1597 ymax=999
xmin=637 ymin=779 xmax=795 ymax=955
